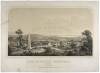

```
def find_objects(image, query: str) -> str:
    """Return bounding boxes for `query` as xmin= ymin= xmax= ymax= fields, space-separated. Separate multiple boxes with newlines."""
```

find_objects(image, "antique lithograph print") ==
xmin=1 ymin=1 xmax=99 ymax=72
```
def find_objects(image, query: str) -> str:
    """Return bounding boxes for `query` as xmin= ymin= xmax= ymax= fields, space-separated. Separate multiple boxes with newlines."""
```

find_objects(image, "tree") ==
xmin=16 ymin=29 xmax=23 ymax=35
xmin=70 ymin=40 xmax=76 ymax=49
xmin=81 ymin=30 xmax=93 ymax=55
xmin=15 ymin=29 xmax=23 ymax=48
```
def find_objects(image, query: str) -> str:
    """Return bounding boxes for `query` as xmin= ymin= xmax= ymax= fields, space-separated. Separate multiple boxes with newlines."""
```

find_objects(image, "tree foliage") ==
xmin=15 ymin=29 xmax=23 ymax=48
xmin=81 ymin=30 xmax=93 ymax=55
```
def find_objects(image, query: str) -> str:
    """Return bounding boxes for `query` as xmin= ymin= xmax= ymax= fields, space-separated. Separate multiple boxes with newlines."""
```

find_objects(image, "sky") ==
xmin=8 ymin=8 xmax=93 ymax=37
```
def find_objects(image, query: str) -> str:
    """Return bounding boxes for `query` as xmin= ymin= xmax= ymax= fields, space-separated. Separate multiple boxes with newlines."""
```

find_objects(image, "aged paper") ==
xmin=1 ymin=1 xmax=99 ymax=72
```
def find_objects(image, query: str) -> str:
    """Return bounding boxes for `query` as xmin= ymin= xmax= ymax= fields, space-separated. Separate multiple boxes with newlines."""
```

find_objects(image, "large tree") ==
xmin=15 ymin=29 xmax=23 ymax=48
xmin=81 ymin=30 xmax=93 ymax=55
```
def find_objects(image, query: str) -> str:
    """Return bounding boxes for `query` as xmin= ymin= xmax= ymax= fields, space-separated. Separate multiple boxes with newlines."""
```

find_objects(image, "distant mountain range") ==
xmin=9 ymin=34 xmax=81 ymax=41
